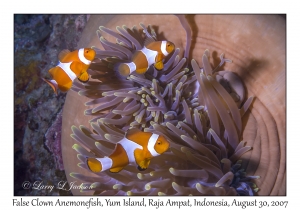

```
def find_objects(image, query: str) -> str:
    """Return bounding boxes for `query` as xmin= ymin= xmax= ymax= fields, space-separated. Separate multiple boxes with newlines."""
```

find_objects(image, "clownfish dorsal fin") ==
xmin=126 ymin=128 xmax=143 ymax=138
xmin=58 ymin=49 xmax=71 ymax=61
xmin=144 ymin=37 xmax=155 ymax=47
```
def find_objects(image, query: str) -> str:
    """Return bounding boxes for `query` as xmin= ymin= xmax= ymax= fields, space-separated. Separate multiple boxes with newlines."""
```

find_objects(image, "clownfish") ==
xmin=43 ymin=48 xmax=96 ymax=94
xmin=118 ymin=39 xmax=175 ymax=76
xmin=87 ymin=128 xmax=170 ymax=173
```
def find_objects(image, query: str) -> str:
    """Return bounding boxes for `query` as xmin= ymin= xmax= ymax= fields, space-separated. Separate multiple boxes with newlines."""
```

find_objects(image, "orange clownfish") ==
xmin=43 ymin=48 xmax=96 ymax=94
xmin=87 ymin=128 xmax=170 ymax=173
xmin=118 ymin=40 xmax=175 ymax=76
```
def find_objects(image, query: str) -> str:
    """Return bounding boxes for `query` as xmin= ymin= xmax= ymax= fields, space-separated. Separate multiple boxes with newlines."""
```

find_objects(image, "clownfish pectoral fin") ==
xmin=42 ymin=78 xmax=58 ymax=95
xmin=70 ymin=61 xmax=84 ymax=74
xmin=135 ymin=67 xmax=148 ymax=74
xmin=155 ymin=53 xmax=164 ymax=63
xmin=137 ymin=165 xmax=147 ymax=171
xmin=154 ymin=53 xmax=164 ymax=70
xmin=78 ymin=71 xmax=89 ymax=83
xmin=154 ymin=61 xmax=164 ymax=71
xmin=138 ymin=159 xmax=151 ymax=171
xmin=87 ymin=157 xmax=102 ymax=173
xmin=134 ymin=149 xmax=150 ymax=170
xmin=109 ymin=166 xmax=124 ymax=173
xmin=58 ymin=49 xmax=71 ymax=61
xmin=118 ymin=63 xmax=131 ymax=77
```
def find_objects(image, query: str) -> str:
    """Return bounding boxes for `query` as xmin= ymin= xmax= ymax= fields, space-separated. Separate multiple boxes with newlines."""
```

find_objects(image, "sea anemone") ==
xmin=61 ymin=15 xmax=286 ymax=196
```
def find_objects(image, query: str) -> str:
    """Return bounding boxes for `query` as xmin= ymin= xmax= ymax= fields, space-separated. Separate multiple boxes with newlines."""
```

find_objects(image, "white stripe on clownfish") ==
xmin=78 ymin=48 xmax=92 ymax=65
xmin=50 ymin=79 xmax=58 ymax=86
xmin=147 ymin=133 xmax=160 ymax=157
xmin=94 ymin=157 xmax=113 ymax=172
xmin=57 ymin=62 xmax=77 ymax=81
xmin=160 ymin=41 xmax=168 ymax=56
xmin=140 ymin=46 xmax=158 ymax=66
xmin=118 ymin=137 xmax=143 ymax=163
xmin=124 ymin=62 xmax=137 ymax=75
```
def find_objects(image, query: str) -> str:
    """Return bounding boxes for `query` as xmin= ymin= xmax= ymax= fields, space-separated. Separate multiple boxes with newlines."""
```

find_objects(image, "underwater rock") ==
xmin=45 ymin=110 xmax=64 ymax=171
xmin=14 ymin=14 xmax=88 ymax=195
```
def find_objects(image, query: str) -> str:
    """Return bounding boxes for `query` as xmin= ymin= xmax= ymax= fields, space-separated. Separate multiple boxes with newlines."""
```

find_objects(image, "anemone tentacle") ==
xmin=70 ymin=21 xmax=259 ymax=196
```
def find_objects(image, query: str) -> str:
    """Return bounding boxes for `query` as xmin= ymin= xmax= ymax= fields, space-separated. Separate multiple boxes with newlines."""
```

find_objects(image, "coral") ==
xmin=45 ymin=110 xmax=64 ymax=171
xmin=14 ymin=14 xmax=88 ymax=196
xmin=14 ymin=61 xmax=40 ymax=93
xmin=75 ymin=15 xmax=88 ymax=32
xmin=68 ymin=19 xmax=259 ymax=195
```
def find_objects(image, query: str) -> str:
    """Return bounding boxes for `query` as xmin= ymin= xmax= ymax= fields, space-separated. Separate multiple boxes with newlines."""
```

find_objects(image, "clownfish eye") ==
xmin=85 ymin=50 xmax=89 ymax=53
xmin=157 ymin=141 xmax=161 ymax=145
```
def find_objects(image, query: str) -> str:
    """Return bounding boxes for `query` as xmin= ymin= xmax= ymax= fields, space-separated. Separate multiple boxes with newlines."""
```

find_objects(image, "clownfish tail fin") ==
xmin=87 ymin=157 xmax=103 ymax=173
xmin=42 ymin=78 xmax=58 ymax=95
xmin=118 ymin=63 xmax=131 ymax=77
